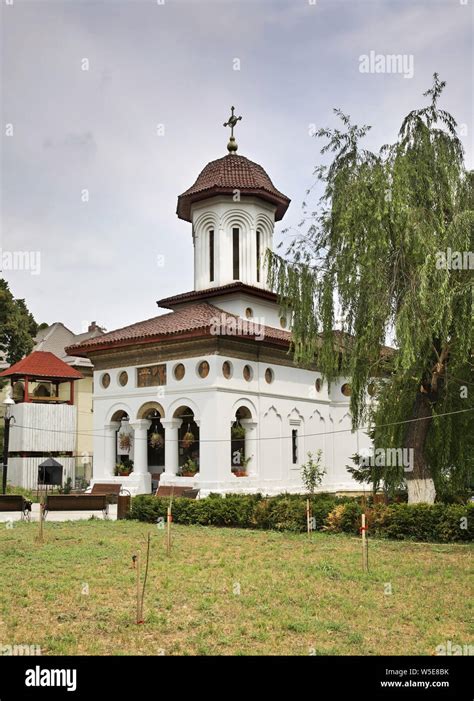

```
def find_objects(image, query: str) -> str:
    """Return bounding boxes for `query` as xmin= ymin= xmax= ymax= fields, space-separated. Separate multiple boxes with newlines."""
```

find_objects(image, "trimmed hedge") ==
xmin=130 ymin=493 xmax=473 ymax=542
xmin=367 ymin=503 xmax=473 ymax=542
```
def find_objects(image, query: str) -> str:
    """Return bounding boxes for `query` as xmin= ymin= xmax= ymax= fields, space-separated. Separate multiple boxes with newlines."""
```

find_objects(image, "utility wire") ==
xmin=7 ymin=406 xmax=474 ymax=443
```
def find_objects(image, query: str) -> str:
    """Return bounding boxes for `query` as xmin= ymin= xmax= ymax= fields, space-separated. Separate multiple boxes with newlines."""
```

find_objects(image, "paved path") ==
xmin=1 ymin=503 xmax=118 ymax=523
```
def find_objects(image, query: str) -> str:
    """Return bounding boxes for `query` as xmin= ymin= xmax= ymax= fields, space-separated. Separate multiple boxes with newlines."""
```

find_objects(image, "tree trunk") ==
xmin=404 ymin=391 xmax=435 ymax=504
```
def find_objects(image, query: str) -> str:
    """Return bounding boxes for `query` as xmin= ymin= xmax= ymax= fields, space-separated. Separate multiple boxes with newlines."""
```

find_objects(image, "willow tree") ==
xmin=268 ymin=75 xmax=473 ymax=503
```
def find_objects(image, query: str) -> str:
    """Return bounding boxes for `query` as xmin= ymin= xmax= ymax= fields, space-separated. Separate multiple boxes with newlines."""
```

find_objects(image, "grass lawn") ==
xmin=0 ymin=520 xmax=472 ymax=656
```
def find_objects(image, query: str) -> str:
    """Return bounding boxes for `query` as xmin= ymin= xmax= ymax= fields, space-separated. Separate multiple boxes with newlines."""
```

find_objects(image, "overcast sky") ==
xmin=1 ymin=0 xmax=472 ymax=334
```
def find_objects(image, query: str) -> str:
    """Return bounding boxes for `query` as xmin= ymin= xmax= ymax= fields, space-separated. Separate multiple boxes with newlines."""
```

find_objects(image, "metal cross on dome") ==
xmin=223 ymin=106 xmax=242 ymax=136
xmin=223 ymin=106 xmax=242 ymax=153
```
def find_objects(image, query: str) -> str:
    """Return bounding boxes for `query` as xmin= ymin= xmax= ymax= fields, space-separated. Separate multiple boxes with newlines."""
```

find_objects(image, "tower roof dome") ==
xmin=176 ymin=154 xmax=290 ymax=222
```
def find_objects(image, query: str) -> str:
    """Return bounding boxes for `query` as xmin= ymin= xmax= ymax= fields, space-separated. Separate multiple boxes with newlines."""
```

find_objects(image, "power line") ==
xmin=8 ymin=406 xmax=474 ymax=444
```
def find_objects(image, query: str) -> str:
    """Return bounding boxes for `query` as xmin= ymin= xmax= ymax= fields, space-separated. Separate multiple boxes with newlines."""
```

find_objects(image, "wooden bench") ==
xmin=43 ymin=494 xmax=108 ymax=519
xmin=0 ymin=495 xmax=32 ymax=521
xmin=155 ymin=486 xmax=199 ymax=499
xmin=90 ymin=483 xmax=122 ymax=504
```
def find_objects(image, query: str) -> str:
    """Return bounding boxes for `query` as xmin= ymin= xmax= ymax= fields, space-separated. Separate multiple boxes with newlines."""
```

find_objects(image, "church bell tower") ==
xmin=176 ymin=107 xmax=290 ymax=292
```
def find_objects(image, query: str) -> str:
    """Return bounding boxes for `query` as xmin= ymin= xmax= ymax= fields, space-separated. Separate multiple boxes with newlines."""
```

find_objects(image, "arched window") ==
xmin=209 ymin=229 xmax=214 ymax=282
xmin=232 ymin=227 xmax=240 ymax=280
xmin=292 ymin=429 xmax=298 ymax=464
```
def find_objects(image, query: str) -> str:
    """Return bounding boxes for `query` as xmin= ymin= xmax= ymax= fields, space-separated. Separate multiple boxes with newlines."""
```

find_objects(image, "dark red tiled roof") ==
xmin=177 ymin=154 xmax=290 ymax=222
xmin=66 ymin=303 xmax=291 ymax=356
xmin=158 ymin=282 xmax=278 ymax=309
xmin=0 ymin=351 xmax=83 ymax=380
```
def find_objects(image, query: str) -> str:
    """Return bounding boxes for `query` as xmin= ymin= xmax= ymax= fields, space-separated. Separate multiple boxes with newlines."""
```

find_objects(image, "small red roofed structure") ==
xmin=0 ymin=351 xmax=82 ymax=405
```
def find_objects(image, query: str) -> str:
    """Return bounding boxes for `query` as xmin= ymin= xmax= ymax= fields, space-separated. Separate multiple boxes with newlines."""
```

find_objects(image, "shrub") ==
xmin=129 ymin=493 xmax=473 ymax=542
xmin=325 ymin=501 xmax=363 ymax=534
xmin=368 ymin=503 xmax=474 ymax=542
xmin=306 ymin=496 xmax=339 ymax=530
xmin=264 ymin=497 xmax=307 ymax=532
xmin=300 ymin=450 xmax=325 ymax=495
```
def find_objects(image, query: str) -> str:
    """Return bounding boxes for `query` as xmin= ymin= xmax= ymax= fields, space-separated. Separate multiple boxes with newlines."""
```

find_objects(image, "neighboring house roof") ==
xmin=0 ymin=351 xmax=83 ymax=380
xmin=177 ymin=154 xmax=291 ymax=222
xmin=34 ymin=321 xmax=105 ymax=368
xmin=158 ymin=282 xmax=278 ymax=309
xmin=66 ymin=302 xmax=291 ymax=356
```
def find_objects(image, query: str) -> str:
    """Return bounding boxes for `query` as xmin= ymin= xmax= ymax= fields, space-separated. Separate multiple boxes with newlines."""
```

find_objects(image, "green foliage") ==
xmin=59 ymin=477 xmax=73 ymax=495
xmin=129 ymin=492 xmax=472 ymax=542
xmin=346 ymin=451 xmax=406 ymax=499
xmin=325 ymin=501 xmax=363 ymax=535
xmin=179 ymin=458 xmax=198 ymax=476
xmin=300 ymin=450 xmax=326 ymax=494
xmin=325 ymin=501 xmax=473 ymax=542
xmin=114 ymin=458 xmax=134 ymax=476
xmin=369 ymin=503 xmax=473 ymax=542
xmin=5 ymin=484 xmax=39 ymax=502
xmin=0 ymin=280 xmax=38 ymax=364
xmin=231 ymin=425 xmax=246 ymax=439
xmin=254 ymin=497 xmax=307 ymax=532
xmin=267 ymin=75 xmax=474 ymax=495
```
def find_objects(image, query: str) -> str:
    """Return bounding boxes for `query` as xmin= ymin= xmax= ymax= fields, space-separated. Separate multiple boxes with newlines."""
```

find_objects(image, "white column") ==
xmin=213 ymin=225 xmax=220 ymax=287
xmin=241 ymin=419 xmax=258 ymax=477
xmin=129 ymin=419 xmax=151 ymax=475
xmin=240 ymin=227 xmax=247 ymax=283
xmin=249 ymin=228 xmax=257 ymax=286
xmin=161 ymin=419 xmax=182 ymax=476
xmin=240 ymin=227 xmax=246 ymax=283
xmin=199 ymin=400 xmax=228 ymax=488
xmin=225 ymin=225 xmax=233 ymax=283
xmin=200 ymin=229 xmax=207 ymax=288
xmin=104 ymin=422 xmax=120 ymax=477
xmin=193 ymin=227 xmax=197 ymax=289
xmin=195 ymin=230 xmax=202 ymax=290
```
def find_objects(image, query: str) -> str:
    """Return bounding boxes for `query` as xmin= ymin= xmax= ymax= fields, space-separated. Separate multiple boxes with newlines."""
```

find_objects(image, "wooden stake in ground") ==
xmin=36 ymin=501 xmax=44 ymax=543
xmin=166 ymin=488 xmax=174 ymax=556
xmin=139 ymin=533 xmax=151 ymax=623
xmin=166 ymin=504 xmax=172 ymax=556
xmin=361 ymin=513 xmax=369 ymax=572
xmin=135 ymin=552 xmax=142 ymax=624
xmin=306 ymin=498 xmax=311 ymax=536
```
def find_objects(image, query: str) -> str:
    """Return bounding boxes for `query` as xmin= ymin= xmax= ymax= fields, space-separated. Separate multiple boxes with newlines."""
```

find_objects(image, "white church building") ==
xmin=68 ymin=113 xmax=371 ymax=496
